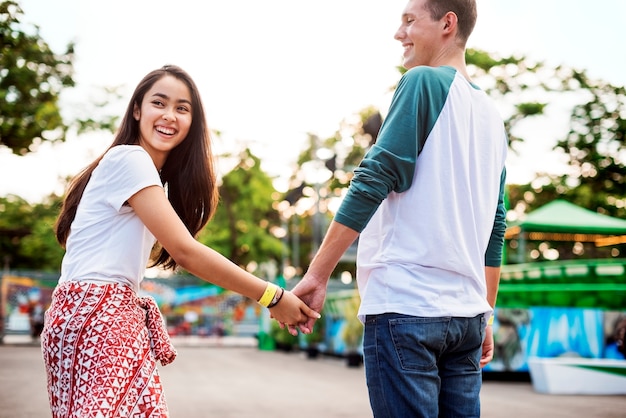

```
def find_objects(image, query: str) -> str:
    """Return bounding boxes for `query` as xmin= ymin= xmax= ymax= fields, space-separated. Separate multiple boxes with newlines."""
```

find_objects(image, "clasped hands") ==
xmin=269 ymin=277 xmax=327 ymax=336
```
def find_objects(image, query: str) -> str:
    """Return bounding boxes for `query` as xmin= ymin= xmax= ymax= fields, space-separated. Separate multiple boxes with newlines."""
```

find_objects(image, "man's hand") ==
xmin=287 ymin=274 xmax=328 ymax=335
xmin=480 ymin=324 xmax=494 ymax=368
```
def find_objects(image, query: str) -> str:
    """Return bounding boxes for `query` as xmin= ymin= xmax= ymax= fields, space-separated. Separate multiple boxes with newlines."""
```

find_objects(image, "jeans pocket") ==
xmin=389 ymin=317 xmax=446 ymax=372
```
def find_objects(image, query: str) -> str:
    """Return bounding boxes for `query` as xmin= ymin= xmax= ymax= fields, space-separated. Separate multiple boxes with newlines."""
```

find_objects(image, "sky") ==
xmin=2 ymin=0 xmax=626 ymax=202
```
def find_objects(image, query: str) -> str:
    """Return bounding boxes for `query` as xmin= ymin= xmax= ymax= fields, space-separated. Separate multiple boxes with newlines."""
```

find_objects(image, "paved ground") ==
xmin=1 ymin=335 xmax=625 ymax=417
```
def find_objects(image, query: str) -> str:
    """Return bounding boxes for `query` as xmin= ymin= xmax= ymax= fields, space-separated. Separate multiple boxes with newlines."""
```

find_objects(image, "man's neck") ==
xmin=430 ymin=47 xmax=470 ymax=81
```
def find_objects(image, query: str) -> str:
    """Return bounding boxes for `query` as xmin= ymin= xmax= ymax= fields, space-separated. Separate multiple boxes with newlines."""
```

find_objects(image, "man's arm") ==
xmin=485 ymin=266 xmax=500 ymax=309
xmin=290 ymin=221 xmax=360 ymax=332
xmin=480 ymin=265 xmax=501 ymax=368
xmin=481 ymin=167 xmax=507 ymax=367
xmin=307 ymin=221 xmax=360 ymax=281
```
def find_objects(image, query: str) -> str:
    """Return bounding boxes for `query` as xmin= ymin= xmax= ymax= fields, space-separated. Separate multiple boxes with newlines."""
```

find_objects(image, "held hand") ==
xmin=287 ymin=274 xmax=328 ymax=335
xmin=480 ymin=324 xmax=494 ymax=368
xmin=268 ymin=290 xmax=320 ymax=335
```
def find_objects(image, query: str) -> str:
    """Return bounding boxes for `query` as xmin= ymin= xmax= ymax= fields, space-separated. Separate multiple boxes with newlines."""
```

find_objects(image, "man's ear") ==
xmin=442 ymin=11 xmax=458 ymax=34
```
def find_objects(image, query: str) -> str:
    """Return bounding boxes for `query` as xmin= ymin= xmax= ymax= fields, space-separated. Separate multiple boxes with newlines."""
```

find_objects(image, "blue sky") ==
xmin=3 ymin=0 xmax=625 ymax=201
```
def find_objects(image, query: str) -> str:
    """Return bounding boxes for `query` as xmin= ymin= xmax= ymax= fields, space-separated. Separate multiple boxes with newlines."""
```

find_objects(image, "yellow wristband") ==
xmin=487 ymin=315 xmax=494 ymax=326
xmin=258 ymin=283 xmax=278 ymax=308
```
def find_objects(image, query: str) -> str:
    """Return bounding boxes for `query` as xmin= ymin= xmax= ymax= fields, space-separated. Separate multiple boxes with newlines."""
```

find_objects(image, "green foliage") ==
xmin=0 ymin=194 xmax=64 ymax=271
xmin=282 ymin=49 xmax=626 ymax=266
xmin=73 ymin=85 xmax=124 ymax=135
xmin=3 ymin=35 xmax=625 ymax=269
xmin=281 ymin=128 xmax=371 ymax=276
xmin=0 ymin=147 xmax=286 ymax=273
xmin=552 ymin=78 xmax=626 ymax=218
xmin=516 ymin=102 xmax=546 ymax=117
xmin=197 ymin=148 xmax=284 ymax=267
xmin=341 ymin=293 xmax=363 ymax=351
xmin=0 ymin=195 xmax=31 ymax=267
xmin=0 ymin=0 xmax=75 ymax=155
xmin=465 ymin=47 xmax=626 ymax=249
xmin=305 ymin=317 xmax=325 ymax=345
xmin=503 ymin=67 xmax=625 ymax=227
xmin=465 ymin=48 xmax=501 ymax=71
xmin=269 ymin=320 xmax=298 ymax=349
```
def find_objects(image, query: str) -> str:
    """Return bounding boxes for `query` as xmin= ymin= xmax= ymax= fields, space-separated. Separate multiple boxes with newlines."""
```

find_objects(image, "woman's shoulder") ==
xmin=98 ymin=145 xmax=156 ymax=178
xmin=104 ymin=144 xmax=148 ymax=160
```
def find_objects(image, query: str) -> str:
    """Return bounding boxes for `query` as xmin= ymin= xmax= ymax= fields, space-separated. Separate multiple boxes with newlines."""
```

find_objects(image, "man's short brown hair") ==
xmin=424 ymin=0 xmax=477 ymax=45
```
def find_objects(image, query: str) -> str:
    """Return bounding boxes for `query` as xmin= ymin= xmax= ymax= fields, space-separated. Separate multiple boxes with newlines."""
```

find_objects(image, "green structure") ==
xmin=501 ymin=199 xmax=626 ymax=310
xmin=484 ymin=200 xmax=626 ymax=374
xmin=498 ymin=258 xmax=626 ymax=310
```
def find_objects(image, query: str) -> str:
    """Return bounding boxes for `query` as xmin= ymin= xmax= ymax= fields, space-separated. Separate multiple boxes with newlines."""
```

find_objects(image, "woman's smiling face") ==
xmin=133 ymin=74 xmax=192 ymax=169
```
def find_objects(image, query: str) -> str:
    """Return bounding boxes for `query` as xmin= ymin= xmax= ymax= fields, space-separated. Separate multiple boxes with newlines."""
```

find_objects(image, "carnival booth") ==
xmin=493 ymin=200 xmax=626 ymax=394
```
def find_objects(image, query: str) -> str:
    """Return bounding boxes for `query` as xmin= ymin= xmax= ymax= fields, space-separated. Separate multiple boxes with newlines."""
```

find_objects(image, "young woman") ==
xmin=41 ymin=65 xmax=319 ymax=417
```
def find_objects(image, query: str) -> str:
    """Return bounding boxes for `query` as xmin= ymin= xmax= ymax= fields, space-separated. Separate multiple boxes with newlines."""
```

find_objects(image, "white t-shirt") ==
xmin=58 ymin=145 xmax=163 ymax=291
xmin=353 ymin=68 xmax=508 ymax=320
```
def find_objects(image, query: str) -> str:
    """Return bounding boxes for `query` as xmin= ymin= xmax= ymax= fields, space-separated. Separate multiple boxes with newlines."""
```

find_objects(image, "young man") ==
xmin=291 ymin=0 xmax=507 ymax=416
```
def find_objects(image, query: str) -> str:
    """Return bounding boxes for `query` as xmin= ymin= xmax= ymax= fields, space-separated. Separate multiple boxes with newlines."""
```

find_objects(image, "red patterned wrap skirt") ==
xmin=41 ymin=281 xmax=177 ymax=418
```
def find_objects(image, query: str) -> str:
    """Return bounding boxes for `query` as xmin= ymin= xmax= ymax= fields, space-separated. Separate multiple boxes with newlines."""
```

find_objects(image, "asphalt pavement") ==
xmin=1 ymin=335 xmax=625 ymax=418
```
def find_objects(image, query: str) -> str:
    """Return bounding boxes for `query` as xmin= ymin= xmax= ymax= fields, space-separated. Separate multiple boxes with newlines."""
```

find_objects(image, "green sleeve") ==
xmin=485 ymin=168 xmax=507 ymax=266
xmin=334 ymin=67 xmax=455 ymax=232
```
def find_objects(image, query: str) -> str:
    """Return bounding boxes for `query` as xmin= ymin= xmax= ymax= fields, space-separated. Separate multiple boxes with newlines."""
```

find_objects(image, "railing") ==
xmin=498 ymin=258 xmax=626 ymax=310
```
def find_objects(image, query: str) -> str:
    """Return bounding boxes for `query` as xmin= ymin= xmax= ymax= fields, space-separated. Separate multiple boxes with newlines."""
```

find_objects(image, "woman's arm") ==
xmin=128 ymin=185 xmax=319 ymax=331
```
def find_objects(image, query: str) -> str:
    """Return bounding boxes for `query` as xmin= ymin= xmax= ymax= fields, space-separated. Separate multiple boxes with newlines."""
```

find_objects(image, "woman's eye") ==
xmin=152 ymin=100 xmax=164 ymax=107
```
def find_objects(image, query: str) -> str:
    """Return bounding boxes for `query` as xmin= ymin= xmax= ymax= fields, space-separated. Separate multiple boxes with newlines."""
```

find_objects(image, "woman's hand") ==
xmin=268 ymin=290 xmax=320 ymax=336
xmin=288 ymin=274 xmax=328 ymax=336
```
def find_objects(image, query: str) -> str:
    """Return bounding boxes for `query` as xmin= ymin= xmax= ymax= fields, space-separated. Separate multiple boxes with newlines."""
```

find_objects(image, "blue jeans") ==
xmin=363 ymin=313 xmax=485 ymax=418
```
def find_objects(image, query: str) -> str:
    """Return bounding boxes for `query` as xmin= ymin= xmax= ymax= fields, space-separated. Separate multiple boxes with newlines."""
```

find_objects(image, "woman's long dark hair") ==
xmin=55 ymin=65 xmax=219 ymax=270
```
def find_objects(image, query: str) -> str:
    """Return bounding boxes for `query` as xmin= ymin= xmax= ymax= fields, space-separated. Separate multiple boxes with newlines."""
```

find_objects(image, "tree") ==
xmin=465 ymin=49 xmax=625 ymax=259
xmin=197 ymin=148 xmax=284 ymax=269
xmin=0 ymin=195 xmax=31 ymax=269
xmin=465 ymin=49 xmax=546 ymax=150
xmin=0 ymin=148 xmax=286 ymax=273
xmin=552 ymin=73 xmax=626 ymax=218
xmin=0 ymin=194 xmax=64 ymax=271
xmin=0 ymin=1 xmax=75 ymax=155
xmin=19 ymin=194 xmax=65 ymax=271
xmin=280 ymin=110 xmax=380 ymax=276
xmin=465 ymin=49 xmax=625 ymax=218
xmin=282 ymin=49 xmax=626 ymax=267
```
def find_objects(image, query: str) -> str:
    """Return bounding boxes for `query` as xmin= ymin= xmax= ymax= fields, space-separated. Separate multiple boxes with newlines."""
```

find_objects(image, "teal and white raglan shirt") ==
xmin=334 ymin=66 xmax=508 ymax=321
